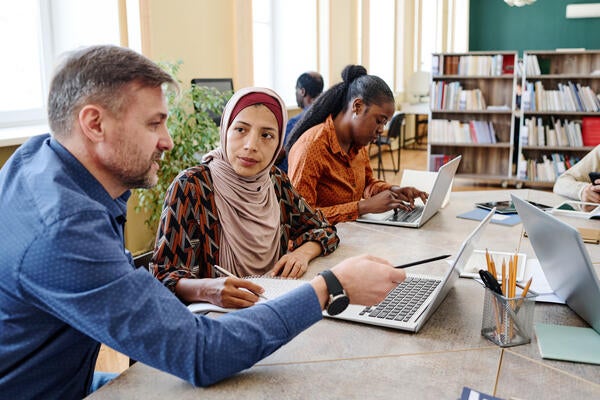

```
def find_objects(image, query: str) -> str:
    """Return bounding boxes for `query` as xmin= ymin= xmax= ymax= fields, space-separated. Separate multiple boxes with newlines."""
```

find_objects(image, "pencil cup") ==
xmin=481 ymin=288 xmax=536 ymax=347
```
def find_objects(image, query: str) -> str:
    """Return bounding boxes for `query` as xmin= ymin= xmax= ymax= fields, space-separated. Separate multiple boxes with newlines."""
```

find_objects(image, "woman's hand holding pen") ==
xmin=204 ymin=277 xmax=265 ymax=309
xmin=175 ymin=276 xmax=265 ymax=309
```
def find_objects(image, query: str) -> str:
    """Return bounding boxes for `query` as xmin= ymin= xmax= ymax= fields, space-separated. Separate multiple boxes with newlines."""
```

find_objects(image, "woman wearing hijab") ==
xmin=151 ymin=87 xmax=339 ymax=309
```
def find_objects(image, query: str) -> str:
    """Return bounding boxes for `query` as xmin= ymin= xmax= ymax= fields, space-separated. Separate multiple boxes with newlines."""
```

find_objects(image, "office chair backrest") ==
xmin=133 ymin=251 xmax=153 ymax=271
xmin=387 ymin=113 xmax=405 ymax=139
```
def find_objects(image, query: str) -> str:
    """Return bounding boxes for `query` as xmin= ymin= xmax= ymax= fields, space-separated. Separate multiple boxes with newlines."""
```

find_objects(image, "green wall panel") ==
xmin=470 ymin=0 xmax=600 ymax=54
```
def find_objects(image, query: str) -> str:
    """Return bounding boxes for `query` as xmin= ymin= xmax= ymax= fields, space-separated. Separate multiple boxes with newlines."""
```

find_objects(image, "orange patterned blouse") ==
xmin=288 ymin=115 xmax=392 ymax=224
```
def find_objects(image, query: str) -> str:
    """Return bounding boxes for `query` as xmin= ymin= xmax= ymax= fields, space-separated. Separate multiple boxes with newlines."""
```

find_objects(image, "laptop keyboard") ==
xmin=358 ymin=276 xmax=442 ymax=322
xmin=388 ymin=205 xmax=424 ymax=223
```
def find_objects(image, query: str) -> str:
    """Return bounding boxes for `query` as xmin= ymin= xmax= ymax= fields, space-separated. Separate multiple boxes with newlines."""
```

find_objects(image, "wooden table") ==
xmin=88 ymin=190 xmax=600 ymax=399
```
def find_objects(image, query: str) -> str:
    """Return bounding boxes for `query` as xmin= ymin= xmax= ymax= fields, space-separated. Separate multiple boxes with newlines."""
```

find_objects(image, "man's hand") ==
xmin=310 ymin=254 xmax=406 ymax=309
xmin=582 ymin=182 xmax=600 ymax=204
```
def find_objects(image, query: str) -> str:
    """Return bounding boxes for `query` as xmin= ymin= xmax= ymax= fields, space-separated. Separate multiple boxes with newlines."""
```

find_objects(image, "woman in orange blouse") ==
xmin=152 ymin=87 xmax=339 ymax=309
xmin=286 ymin=65 xmax=428 ymax=225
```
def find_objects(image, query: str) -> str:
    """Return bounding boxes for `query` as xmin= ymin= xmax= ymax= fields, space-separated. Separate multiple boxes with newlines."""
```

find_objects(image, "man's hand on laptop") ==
xmin=310 ymin=254 xmax=406 ymax=309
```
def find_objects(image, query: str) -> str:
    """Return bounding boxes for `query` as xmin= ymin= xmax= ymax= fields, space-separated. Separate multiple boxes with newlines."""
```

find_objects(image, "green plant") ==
xmin=135 ymin=61 xmax=232 ymax=233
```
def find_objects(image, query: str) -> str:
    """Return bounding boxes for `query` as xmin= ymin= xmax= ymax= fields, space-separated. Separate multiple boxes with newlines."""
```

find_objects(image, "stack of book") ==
xmin=429 ymin=119 xmax=497 ymax=144
xmin=430 ymin=81 xmax=487 ymax=111
xmin=522 ymin=81 xmax=600 ymax=112
xmin=433 ymin=54 xmax=515 ymax=76
xmin=517 ymin=153 xmax=581 ymax=182
xmin=520 ymin=117 xmax=583 ymax=147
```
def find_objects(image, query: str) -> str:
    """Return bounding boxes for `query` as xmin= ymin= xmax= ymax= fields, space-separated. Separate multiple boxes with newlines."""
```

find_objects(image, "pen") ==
xmin=213 ymin=265 xmax=269 ymax=300
xmin=394 ymin=254 xmax=451 ymax=269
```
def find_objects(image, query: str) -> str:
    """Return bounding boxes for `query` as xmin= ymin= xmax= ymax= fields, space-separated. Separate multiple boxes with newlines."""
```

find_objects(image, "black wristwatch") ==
xmin=318 ymin=270 xmax=350 ymax=315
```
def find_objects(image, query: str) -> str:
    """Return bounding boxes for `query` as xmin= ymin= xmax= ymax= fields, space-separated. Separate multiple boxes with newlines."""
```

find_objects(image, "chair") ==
xmin=372 ymin=113 xmax=404 ymax=180
xmin=133 ymin=250 xmax=153 ymax=272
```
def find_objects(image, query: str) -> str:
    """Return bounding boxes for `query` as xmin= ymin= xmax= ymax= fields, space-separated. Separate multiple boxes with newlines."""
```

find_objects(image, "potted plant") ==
xmin=135 ymin=61 xmax=232 ymax=235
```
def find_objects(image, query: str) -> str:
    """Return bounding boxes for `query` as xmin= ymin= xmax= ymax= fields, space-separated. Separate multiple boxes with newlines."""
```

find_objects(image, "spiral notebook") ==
xmin=187 ymin=276 xmax=306 ymax=314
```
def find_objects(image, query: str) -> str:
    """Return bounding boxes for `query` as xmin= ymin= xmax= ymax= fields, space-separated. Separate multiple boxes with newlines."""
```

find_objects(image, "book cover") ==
xmin=535 ymin=323 xmax=600 ymax=365
xmin=457 ymin=208 xmax=521 ymax=226
xmin=582 ymin=117 xmax=600 ymax=146
xmin=501 ymin=53 xmax=515 ymax=75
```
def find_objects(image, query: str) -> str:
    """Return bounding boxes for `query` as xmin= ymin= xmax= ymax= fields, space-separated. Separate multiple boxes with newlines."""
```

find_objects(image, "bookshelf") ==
xmin=517 ymin=50 xmax=600 ymax=187
xmin=428 ymin=52 xmax=519 ymax=185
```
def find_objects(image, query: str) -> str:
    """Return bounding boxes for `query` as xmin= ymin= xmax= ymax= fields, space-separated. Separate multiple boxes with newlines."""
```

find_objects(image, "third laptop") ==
xmin=356 ymin=155 xmax=461 ymax=228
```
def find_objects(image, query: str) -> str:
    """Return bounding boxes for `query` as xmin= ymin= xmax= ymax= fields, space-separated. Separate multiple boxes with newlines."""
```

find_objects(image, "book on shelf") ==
xmin=582 ymin=117 xmax=600 ymax=146
xmin=518 ymin=153 xmax=581 ymax=182
xmin=430 ymin=81 xmax=487 ymax=111
xmin=522 ymin=117 xmax=584 ymax=147
xmin=431 ymin=55 xmax=440 ymax=77
xmin=429 ymin=154 xmax=458 ymax=172
xmin=443 ymin=56 xmax=459 ymax=75
xmin=523 ymin=80 xmax=599 ymax=112
xmin=525 ymin=54 xmax=541 ymax=75
xmin=501 ymin=53 xmax=515 ymax=75
xmin=429 ymin=119 xmax=496 ymax=144
xmin=457 ymin=54 xmax=506 ymax=76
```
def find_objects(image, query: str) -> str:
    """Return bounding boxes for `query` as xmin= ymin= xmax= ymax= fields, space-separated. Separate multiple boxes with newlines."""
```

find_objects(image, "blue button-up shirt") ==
xmin=0 ymin=134 xmax=322 ymax=399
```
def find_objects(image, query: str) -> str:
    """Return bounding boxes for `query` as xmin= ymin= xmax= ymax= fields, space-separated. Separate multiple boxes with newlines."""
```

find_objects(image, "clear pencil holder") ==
xmin=481 ymin=288 xmax=537 ymax=347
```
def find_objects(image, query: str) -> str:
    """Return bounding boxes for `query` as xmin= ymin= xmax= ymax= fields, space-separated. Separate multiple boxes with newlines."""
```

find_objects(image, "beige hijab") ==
xmin=203 ymin=87 xmax=287 ymax=277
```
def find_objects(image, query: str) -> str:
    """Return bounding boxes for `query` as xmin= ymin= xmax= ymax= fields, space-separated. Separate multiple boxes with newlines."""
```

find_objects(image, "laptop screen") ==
xmin=513 ymin=194 xmax=600 ymax=334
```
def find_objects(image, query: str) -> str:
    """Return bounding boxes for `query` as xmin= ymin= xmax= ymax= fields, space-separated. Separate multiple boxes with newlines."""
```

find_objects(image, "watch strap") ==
xmin=318 ymin=269 xmax=344 ymax=296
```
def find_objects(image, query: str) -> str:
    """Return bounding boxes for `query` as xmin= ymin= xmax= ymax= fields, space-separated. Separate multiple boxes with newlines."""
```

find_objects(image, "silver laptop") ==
xmin=327 ymin=207 xmax=495 ymax=332
xmin=512 ymin=195 xmax=600 ymax=334
xmin=357 ymin=155 xmax=461 ymax=228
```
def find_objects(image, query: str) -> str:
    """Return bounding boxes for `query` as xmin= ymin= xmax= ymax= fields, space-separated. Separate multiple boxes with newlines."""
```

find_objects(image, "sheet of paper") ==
xmin=400 ymin=169 xmax=451 ymax=208
xmin=459 ymin=249 xmax=526 ymax=281
xmin=526 ymin=259 xmax=565 ymax=304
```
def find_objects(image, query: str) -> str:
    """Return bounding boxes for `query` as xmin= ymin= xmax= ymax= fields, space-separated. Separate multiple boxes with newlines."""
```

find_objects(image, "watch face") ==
xmin=327 ymin=294 xmax=350 ymax=315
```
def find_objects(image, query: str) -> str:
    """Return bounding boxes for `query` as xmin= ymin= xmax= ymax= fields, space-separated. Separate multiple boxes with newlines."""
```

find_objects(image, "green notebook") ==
xmin=535 ymin=323 xmax=600 ymax=365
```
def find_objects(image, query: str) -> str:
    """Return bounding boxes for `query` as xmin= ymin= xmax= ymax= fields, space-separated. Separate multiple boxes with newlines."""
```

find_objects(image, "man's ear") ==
xmin=78 ymin=105 xmax=105 ymax=143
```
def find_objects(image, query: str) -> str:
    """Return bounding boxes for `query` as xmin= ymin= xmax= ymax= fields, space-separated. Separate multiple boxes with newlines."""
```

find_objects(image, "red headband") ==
xmin=228 ymin=92 xmax=284 ymax=133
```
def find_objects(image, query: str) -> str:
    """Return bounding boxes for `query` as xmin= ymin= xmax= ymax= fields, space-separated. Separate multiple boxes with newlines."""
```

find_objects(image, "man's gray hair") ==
xmin=47 ymin=45 xmax=177 ymax=137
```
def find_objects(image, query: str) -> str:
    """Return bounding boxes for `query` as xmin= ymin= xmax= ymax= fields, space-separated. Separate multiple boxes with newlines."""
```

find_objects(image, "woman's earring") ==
xmin=352 ymin=112 xmax=357 ymax=120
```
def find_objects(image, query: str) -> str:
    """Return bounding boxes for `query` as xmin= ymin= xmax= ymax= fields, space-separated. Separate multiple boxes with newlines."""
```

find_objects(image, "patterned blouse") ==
xmin=151 ymin=164 xmax=339 ymax=293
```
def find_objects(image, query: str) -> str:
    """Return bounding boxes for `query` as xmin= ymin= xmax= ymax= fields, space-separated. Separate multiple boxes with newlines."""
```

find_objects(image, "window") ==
xmin=367 ymin=0 xmax=396 ymax=92
xmin=252 ymin=0 xmax=318 ymax=106
xmin=0 ymin=1 xmax=45 ymax=126
xmin=0 ymin=0 xmax=122 ymax=131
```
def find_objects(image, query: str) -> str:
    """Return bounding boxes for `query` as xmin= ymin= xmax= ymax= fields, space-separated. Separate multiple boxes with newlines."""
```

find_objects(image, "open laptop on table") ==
xmin=326 ymin=207 xmax=495 ymax=332
xmin=356 ymin=155 xmax=461 ymax=228
xmin=512 ymin=195 xmax=600 ymax=333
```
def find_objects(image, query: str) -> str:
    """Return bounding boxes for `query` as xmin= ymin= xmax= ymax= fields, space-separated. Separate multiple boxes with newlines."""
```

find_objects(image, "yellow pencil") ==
xmin=501 ymin=259 xmax=507 ymax=296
